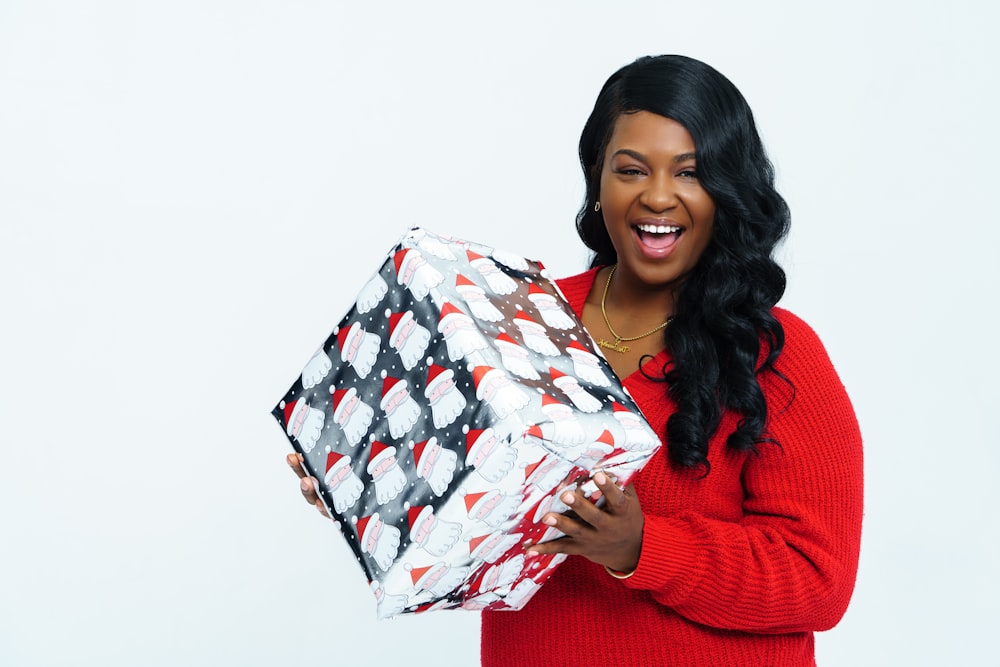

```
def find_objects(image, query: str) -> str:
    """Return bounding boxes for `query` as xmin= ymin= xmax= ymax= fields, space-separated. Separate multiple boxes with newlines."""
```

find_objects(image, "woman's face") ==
xmin=598 ymin=111 xmax=716 ymax=293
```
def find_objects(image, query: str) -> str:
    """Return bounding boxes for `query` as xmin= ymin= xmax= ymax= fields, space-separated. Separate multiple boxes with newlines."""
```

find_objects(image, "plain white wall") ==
xmin=2 ymin=1 xmax=997 ymax=665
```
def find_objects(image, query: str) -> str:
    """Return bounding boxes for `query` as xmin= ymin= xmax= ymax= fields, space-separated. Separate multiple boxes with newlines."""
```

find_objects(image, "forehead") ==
xmin=606 ymin=111 xmax=696 ymax=156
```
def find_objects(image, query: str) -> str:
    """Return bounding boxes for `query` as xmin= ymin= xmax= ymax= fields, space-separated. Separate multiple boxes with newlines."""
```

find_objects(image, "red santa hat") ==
xmin=324 ymin=451 xmax=351 ymax=484
xmin=524 ymin=424 xmax=544 ymax=441
xmin=406 ymin=562 xmax=445 ymax=590
xmin=380 ymin=376 xmax=408 ymax=408
xmin=464 ymin=490 xmax=494 ymax=517
xmin=330 ymin=387 xmax=358 ymax=422
xmin=455 ymin=273 xmax=479 ymax=291
xmin=355 ymin=512 xmax=381 ymax=546
xmin=566 ymin=339 xmax=592 ymax=356
xmin=523 ymin=457 xmax=547 ymax=484
xmin=611 ymin=401 xmax=630 ymax=414
xmin=439 ymin=301 xmax=468 ymax=326
xmin=595 ymin=429 xmax=616 ymax=448
xmin=335 ymin=322 xmax=360 ymax=353
xmin=526 ymin=283 xmax=551 ymax=300
xmin=387 ymin=311 xmax=414 ymax=347
xmin=393 ymin=248 xmax=418 ymax=277
xmin=281 ymin=398 xmax=307 ymax=436
xmin=411 ymin=438 xmax=438 ymax=469
xmin=471 ymin=365 xmax=503 ymax=392
xmin=466 ymin=428 xmax=496 ymax=459
xmin=495 ymin=332 xmax=519 ymax=348
xmin=468 ymin=533 xmax=492 ymax=559
xmin=466 ymin=249 xmax=489 ymax=265
xmin=368 ymin=441 xmax=396 ymax=469
xmin=513 ymin=311 xmax=542 ymax=330
xmin=407 ymin=505 xmax=434 ymax=535
xmin=425 ymin=364 xmax=452 ymax=391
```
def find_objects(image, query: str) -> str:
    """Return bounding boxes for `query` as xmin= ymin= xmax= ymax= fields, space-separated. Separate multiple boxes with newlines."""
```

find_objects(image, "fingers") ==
xmin=286 ymin=452 xmax=307 ymax=479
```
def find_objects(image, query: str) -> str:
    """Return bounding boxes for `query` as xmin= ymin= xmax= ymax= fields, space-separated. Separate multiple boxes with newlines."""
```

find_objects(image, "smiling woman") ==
xmin=288 ymin=54 xmax=863 ymax=667
xmin=483 ymin=55 xmax=864 ymax=667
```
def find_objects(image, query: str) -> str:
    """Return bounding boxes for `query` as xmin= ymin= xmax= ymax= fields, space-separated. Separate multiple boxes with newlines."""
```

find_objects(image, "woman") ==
xmin=291 ymin=55 xmax=863 ymax=666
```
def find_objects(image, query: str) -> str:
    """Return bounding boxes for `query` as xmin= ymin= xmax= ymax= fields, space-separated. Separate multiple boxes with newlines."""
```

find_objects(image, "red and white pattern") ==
xmin=273 ymin=226 xmax=662 ymax=617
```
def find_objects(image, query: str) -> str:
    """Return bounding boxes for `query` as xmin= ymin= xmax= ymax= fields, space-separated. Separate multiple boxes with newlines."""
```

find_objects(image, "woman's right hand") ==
xmin=286 ymin=452 xmax=331 ymax=518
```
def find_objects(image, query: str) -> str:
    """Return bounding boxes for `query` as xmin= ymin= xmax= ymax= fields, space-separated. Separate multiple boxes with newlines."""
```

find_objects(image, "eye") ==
xmin=677 ymin=168 xmax=699 ymax=179
xmin=613 ymin=167 xmax=646 ymax=177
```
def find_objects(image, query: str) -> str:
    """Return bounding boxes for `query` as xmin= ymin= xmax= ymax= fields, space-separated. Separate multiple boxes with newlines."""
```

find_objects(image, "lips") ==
xmin=633 ymin=222 xmax=683 ymax=254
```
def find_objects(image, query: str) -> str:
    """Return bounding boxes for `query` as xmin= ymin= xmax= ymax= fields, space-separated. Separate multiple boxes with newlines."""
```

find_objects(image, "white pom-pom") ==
xmin=381 ymin=369 xmax=388 ymax=379
xmin=279 ymin=401 xmax=286 ymax=409
xmin=462 ymin=425 xmax=470 ymax=434
xmin=384 ymin=308 xmax=391 ymax=318
xmin=426 ymin=355 xmax=434 ymax=366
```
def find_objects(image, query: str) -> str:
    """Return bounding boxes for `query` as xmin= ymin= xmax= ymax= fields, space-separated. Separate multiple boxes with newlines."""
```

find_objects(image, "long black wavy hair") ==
xmin=576 ymin=55 xmax=791 ymax=471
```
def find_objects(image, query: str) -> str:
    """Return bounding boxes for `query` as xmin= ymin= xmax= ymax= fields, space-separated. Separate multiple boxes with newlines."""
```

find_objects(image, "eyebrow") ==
xmin=612 ymin=149 xmax=697 ymax=163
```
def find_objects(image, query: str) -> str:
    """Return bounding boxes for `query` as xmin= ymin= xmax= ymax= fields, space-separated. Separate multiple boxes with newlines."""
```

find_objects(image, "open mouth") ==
xmin=634 ymin=222 xmax=682 ymax=250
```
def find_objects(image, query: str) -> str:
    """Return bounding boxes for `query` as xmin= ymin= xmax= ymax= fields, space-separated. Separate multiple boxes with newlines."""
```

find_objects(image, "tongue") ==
xmin=639 ymin=230 xmax=679 ymax=250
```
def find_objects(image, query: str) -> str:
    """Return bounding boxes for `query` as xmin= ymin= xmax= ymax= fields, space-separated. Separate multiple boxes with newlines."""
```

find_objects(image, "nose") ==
xmin=639 ymin=173 xmax=678 ymax=212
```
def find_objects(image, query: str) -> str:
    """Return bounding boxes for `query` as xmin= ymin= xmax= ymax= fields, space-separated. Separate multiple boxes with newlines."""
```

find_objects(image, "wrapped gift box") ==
xmin=272 ymin=227 xmax=660 ymax=618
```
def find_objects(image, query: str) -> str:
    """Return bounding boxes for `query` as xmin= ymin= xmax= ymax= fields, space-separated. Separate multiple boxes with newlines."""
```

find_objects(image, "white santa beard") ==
xmin=419 ymin=518 xmax=462 ymax=557
xmin=479 ymin=269 xmax=517 ymax=295
xmin=477 ymin=532 xmax=522 ymax=564
xmin=498 ymin=348 xmax=540 ymax=380
xmin=475 ymin=494 xmax=520 ymax=528
xmin=442 ymin=327 xmax=487 ymax=361
xmin=375 ymin=589 xmax=409 ymax=620
xmin=615 ymin=418 xmax=660 ymax=451
xmin=532 ymin=301 xmax=575 ymax=330
xmin=385 ymin=394 xmax=421 ymax=439
xmin=462 ymin=592 xmax=501 ymax=611
xmin=425 ymin=565 xmax=469 ymax=597
xmin=519 ymin=330 xmax=560 ymax=357
xmin=404 ymin=264 xmax=444 ymax=300
xmin=348 ymin=331 xmax=381 ymax=379
xmin=371 ymin=461 xmax=408 ymax=504
xmin=428 ymin=385 xmax=466 ymax=428
xmin=419 ymin=447 xmax=458 ymax=496
xmin=504 ymin=576 xmax=545 ymax=609
xmin=368 ymin=524 xmax=402 ymax=571
xmin=356 ymin=274 xmax=389 ymax=313
xmin=394 ymin=323 xmax=431 ymax=370
xmin=491 ymin=250 xmax=529 ymax=271
xmin=527 ymin=459 xmax=575 ymax=491
xmin=296 ymin=408 xmax=325 ymax=453
xmin=463 ymin=297 xmax=504 ymax=322
xmin=473 ymin=446 xmax=517 ymax=483
xmin=329 ymin=470 xmax=364 ymax=513
xmin=556 ymin=381 xmax=602 ymax=413
xmin=570 ymin=356 xmax=612 ymax=387
xmin=418 ymin=238 xmax=456 ymax=260
xmin=301 ymin=350 xmax=333 ymax=389
xmin=339 ymin=400 xmax=374 ymax=446
xmin=478 ymin=377 xmax=529 ymax=420
xmin=547 ymin=419 xmax=588 ymax=446
xmin=481 ymin=554 xmax=525 ymax=591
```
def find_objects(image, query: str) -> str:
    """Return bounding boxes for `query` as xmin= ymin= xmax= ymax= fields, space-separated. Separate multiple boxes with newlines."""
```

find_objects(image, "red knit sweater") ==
xmin=481 ymin=269 xmax=864 ymax=667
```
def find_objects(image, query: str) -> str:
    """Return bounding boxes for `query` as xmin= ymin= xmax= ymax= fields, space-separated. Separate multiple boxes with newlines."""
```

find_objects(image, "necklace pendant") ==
xmin=597 ymin=337 xmax=630 ymax=354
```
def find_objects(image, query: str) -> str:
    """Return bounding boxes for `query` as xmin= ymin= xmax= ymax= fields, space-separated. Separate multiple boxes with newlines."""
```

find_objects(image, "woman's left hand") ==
xmin=526 ymin=471 xmax=645 ymax=574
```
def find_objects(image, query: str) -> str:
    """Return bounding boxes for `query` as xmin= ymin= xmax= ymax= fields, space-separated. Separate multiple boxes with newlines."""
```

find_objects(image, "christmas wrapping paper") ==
xmin=272 ymin=227 xmax=661 ymax=618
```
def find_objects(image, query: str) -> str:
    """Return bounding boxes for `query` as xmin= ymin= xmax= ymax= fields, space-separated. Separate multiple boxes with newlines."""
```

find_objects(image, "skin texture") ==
xmin=287 ymin=110 xmax=717 ymax=576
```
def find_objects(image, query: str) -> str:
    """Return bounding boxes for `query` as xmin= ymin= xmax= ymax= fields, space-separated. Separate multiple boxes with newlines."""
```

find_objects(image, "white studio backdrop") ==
xmin=1 ymin=1 xmax=997 ymax=665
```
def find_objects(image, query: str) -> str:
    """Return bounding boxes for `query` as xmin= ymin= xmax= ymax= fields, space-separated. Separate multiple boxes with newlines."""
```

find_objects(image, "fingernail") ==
xmin=594 ymin=472 xmax=607 ymax=485
xmin=561 ymin=492 xmax=575 ymax=505
xmin=543 ymin=515 xmax=557 ymax=526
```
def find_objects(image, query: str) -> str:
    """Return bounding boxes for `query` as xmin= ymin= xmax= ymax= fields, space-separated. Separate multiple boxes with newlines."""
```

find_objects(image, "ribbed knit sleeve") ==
xmin=622 ymin=308 xmax=864 ymax=633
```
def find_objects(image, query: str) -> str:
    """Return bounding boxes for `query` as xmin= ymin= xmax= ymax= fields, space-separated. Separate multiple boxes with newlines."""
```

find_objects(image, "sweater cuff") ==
xmin=620 ymin=514 xmax=705 ymax=595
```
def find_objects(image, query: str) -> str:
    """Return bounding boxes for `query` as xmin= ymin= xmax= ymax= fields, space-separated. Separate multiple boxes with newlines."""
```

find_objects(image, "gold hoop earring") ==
xmin=594 ymin=201 xmax=601 ymax=212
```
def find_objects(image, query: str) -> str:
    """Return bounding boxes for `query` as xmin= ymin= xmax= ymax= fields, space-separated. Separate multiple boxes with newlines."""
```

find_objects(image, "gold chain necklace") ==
xmin=596 ymin=265 xmax=673 ymax=354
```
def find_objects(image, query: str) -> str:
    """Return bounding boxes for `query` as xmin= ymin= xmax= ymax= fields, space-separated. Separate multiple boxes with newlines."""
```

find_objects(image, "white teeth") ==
xmin=636 ymin=223 xmax=680 ymax=234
